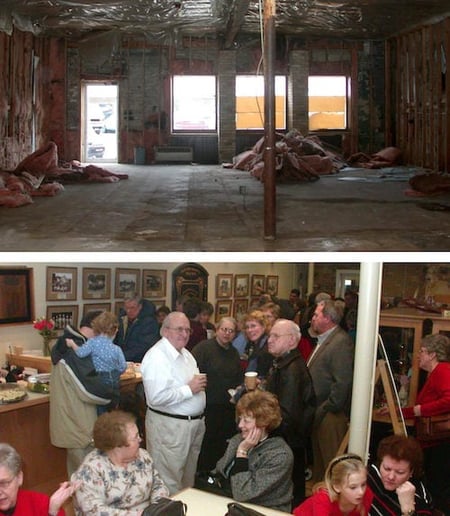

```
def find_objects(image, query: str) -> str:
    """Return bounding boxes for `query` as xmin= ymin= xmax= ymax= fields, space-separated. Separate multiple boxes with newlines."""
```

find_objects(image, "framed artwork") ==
xmin=171 ymin=263 xmax=208 ymax=310
xmin=82 ymin=302 xmax=111 ymax=317
xmin=233 ymin=299 xmax=249 ymax=319
xmin=115 ymin=268 xmax=141 ymax=298
xmin=266 ymin=275 xmax=279 ymax=296
xmin=0 ymin=268 xmax=34 ymax=324
xmin=114 ymin=301 xmax=124 ymax=317
xmin=151 ymin=299 xmax=167 ymax=309
xmin=46 ymin=304 xmax=79 ymax=331
xmin=251 ymin=274 xmax=265 ymax=296
xmin=142 ymin=269 xmax=167 ymax=298
xmin=82 ymin=267 xmax=111 ymax=300
xmin=216 ymin=274 xmax=233 ymax=298
xmin=234 ymin=274 xmax=249 ymax=298
xmin=215 ymin=300 xmax=232 ymax=322
xmin=46 ymin=266 xmax=77 ymax=301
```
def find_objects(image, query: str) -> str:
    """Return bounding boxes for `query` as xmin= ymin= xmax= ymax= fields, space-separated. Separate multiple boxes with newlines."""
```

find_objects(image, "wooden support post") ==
xmin=263 ymin=0 xmax=276 ymax=240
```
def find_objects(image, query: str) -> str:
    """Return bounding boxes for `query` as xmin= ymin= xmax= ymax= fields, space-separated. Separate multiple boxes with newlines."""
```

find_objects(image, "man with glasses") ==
xmin=266 ymin=319 xmax=316 ymax=506
xmin=141 ymin=311 xmax=207 ymax=494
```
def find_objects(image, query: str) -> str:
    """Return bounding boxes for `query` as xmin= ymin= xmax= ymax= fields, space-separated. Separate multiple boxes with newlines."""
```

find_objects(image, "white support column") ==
xmin=348 ymin=262 xmax=383 ymax=463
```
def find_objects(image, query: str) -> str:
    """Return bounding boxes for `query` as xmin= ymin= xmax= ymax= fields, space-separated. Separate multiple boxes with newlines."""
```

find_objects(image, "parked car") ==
xmin=87 ymin=140 xmax=105 ymax=159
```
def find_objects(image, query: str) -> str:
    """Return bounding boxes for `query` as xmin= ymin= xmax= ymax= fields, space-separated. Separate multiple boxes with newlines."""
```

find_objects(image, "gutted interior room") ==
xmin=1 ymin=1 xmax=450 ymax=250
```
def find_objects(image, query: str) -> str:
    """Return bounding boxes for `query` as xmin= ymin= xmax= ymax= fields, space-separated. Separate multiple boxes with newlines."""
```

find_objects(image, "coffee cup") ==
xmin=244 ymin=371 xmax=258 ymax=391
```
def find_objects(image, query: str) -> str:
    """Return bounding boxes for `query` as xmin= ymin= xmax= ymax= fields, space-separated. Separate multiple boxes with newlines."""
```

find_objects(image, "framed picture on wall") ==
xmin=216 ymin=274 xmax=233 ymax=298
xmin=251 ymin=274 xmax=265 ymax=296
xmin=215 ymin=300 xmax=232 ymax=322
xmin=46 ymin=266 xmax=78 ymax=301
xmin=46 ymin=304 xmax=79 ymax=331
xmin=82 ymin=268 xmax=111 ymax=300
xmin=234 ymin=274 xmax=249 ymax=298
xmin=82 ymin=302 xmax=111 ymax=317
xmin=266 ymin=275 xmax=279 ymax=296
xmin=114 ymin=301 xmax=124 ymax=317
xmin=115 ymin=268 xmax=141 ymax=298
xmin=142 ymin=269 xmax=167 ymax=298
xmin=0 ymin=268 xmax=34 ymax=324
xmin=151 ymin=299 xmax=167 ymax=309
xmin=233 ymin=299 xmax=249 ymax=319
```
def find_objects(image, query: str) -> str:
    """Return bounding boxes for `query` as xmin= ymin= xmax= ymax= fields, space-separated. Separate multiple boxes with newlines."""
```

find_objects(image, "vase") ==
xmin=42 ymin=337 xmax=55 ymax=356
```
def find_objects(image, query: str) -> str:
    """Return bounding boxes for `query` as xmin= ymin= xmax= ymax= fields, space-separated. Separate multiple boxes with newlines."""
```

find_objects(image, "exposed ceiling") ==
xmin=1 ymin=0 xmax=450 ymax=45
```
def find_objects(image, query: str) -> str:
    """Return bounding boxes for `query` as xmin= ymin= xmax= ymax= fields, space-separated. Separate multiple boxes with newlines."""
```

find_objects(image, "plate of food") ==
xmin=0 ymin=383 xmax=27 ymax=404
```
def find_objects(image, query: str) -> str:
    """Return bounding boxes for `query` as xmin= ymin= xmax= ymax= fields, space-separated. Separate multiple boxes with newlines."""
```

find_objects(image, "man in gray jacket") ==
xmin=307 ymin=299 xmax=354 ymax=482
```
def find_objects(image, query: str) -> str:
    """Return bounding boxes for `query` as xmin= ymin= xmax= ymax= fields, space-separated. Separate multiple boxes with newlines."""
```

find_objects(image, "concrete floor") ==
xmin=1 ymin=163 xmax=449 ymax=252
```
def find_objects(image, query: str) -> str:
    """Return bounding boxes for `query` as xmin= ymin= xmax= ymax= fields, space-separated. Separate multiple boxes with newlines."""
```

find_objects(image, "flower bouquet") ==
xmin=33 ymin=317 xmax=57 ymax=356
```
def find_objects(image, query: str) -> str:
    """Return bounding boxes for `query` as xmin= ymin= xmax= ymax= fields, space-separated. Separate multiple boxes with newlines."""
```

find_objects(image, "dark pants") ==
xmin=291 ymin=446 xmax=306 ymax=509
xmin=197 ymin=404 xmax=237 ymax=472
xmin=97 ymin=370 xmax=121 ymax=415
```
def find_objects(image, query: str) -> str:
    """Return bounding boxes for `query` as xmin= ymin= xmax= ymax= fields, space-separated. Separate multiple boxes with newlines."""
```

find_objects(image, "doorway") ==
xmin=82 ymin=82 xmax=118 ymax=162
xmin=335 ymin=269 xmax=360 ymax=298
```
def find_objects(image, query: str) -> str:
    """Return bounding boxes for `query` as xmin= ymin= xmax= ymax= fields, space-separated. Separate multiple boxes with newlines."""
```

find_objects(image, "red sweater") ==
xmin=0 ymin=489 xmax=65 ymax=516
xmin=292 ymin=488 xmax=373 ymax=515
xmin=402 ymin=362 xmax=450 ymax=445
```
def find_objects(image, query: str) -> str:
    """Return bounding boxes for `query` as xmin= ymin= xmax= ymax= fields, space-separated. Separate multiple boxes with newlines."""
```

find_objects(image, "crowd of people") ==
xmin=3 ymin=286 xmax=449 ymax=515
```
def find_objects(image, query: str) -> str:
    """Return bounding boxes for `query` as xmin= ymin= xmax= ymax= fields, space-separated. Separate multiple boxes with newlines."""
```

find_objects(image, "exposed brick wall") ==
xmin=218 ymin=50 xmax=236 ymax=163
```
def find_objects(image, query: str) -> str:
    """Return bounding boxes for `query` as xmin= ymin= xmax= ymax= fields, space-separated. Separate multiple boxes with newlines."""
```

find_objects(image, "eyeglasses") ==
xmin=219 ymin=327 xmax=235 ymax=334
xmin=0 ymin=476 xmax=16 ymax=490
xmin=128 ymin=432 xmax=143 ymax=443
xmin=167 ymin=326 xmax=193 ymax=335
xmin=268 ymin=333 xmax=293 ymax=340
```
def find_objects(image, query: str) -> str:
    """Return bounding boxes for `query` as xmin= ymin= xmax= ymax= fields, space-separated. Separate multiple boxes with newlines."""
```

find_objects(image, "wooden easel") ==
xmin=336 ymin=358 xmax=407 ymax=455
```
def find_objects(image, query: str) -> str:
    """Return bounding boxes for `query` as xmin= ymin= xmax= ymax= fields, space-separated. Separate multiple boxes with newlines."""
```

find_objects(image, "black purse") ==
xmin=194 ymin=471 xmax=233 ymax=498
xmin=142 ymin=497 xmax=187 ymax=516
xmin=225 ymin=502 xmax=266 ymax=516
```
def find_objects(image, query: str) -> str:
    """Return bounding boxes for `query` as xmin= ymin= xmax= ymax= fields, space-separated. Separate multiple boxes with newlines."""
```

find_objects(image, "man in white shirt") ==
xmin=141 ymin=311 xmax=207 ymax=494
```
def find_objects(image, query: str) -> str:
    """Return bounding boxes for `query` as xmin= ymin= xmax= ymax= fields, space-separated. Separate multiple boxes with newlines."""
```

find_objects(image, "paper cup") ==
xmin=244 ymin=372 xmax=258 ymax=390
xmin=13 ymin=346 xmax=23 ymax=355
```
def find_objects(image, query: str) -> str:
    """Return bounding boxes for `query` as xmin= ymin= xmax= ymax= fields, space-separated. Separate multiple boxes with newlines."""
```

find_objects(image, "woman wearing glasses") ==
xmin=192 ymin=317 xmax=243 ymax=472
xmin=71 ymin=410 xmax=169 ymax=515
xmin=0 ymin=443 xmax=77 ymax=516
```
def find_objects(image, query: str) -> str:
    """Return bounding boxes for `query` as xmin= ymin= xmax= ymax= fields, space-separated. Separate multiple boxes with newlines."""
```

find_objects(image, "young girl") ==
xmin=293 ymin=454 xmax=372 ymax=515
xmin=66 ymin=311 xmax=127 ymax=414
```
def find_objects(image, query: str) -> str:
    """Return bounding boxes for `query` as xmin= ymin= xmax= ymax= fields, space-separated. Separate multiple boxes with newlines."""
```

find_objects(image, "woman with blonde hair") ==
xmin=242 ymin=310 xmax=272 ymax=379
xmin=293 ymin=454 xmax=371 ymax=515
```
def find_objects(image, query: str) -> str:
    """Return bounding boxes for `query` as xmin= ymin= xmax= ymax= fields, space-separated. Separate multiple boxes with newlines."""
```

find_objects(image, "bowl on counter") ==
xmin=0 ymin=382 xmax=28 ymax=404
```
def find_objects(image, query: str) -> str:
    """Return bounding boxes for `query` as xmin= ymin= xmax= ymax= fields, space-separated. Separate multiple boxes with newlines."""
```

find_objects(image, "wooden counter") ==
xmin=6 ymin=352 xmax=52 ymax=373
xmin=0 ymin=391 xmax=66 ymax=495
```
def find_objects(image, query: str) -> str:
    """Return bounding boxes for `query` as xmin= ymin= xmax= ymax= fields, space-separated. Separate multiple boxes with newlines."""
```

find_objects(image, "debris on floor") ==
xmin=230 ymin=129 xmax=346 ymax=182
xmin=0 ymin=141 xmax=128 ymax=208
xmin=406 ymin=171 xmax=450 ymax=196
xmin=347 ymin=146 xmax=403 ymax=169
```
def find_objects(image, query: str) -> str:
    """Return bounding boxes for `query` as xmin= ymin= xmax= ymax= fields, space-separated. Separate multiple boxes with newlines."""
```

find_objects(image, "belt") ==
xmin=148 ymin=406 xmax=204 ymax=421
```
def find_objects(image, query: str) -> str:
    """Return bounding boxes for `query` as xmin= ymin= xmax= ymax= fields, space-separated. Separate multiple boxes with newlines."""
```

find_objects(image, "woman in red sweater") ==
xmin=0 ymin=443 xmax=77 ymax=516
xmin=401 ymin=333 xmax=450 ymax=513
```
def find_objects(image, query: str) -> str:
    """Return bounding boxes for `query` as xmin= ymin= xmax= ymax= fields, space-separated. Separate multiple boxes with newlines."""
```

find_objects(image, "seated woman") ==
xmin=0 ymin=442 xmax=77 ymax=516
xmin=367 ymin=434 xmax=433 ymax=515
xmin=71 ymin=410 xmax=169 ymax=515
xmin=212 ymin=390 xmax=293 ymax=512
xmin=292 ymin=453 xmax=371 ymax=515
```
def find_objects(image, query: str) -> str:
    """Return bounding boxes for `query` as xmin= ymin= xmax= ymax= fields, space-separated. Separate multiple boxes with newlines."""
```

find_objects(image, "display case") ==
xmin=378 ymin=308 xmax=450 ymax=407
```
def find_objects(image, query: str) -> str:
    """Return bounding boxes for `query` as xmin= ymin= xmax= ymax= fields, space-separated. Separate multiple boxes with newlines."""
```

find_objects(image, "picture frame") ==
xmin=114 ymin=301 xmax=125 ymax=317
xmin=142 ymin=269 xmax=167 ymax=298
xmin=82 ymin=267 xmax=111 ymax=300
xmin=46 ymin=266 xmax=78 ymax=301
xmin=233 ymin=299 xmax=249 ymax=319
xmin=0 ymin=268 xmax=34 ymax=324
xmin=115 ymin=268 xmax=141 ymax=298
xmin=266 ymin=275 xmax=279 ymax=296
xmin=151 ymin=299 xmax=167 ymax=310
xmin=251 ymin=274 xmax=266 ymax=296
xmin=82 ymin=302 xmax=111 ymax=318
xmin=46 ymin=304 xmax=79 ymax=331
xmin=234 ymin=274 xmax=249 ymax=298
xmin=216 ymin=274 xmax=233 ymax=298
xmin=215 ymin=300 xmax=232 ymax=322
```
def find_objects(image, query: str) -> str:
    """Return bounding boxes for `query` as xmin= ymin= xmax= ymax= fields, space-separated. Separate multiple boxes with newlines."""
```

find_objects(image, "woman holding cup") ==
xmin=192 ymin=317 xmax=243 ymax=472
